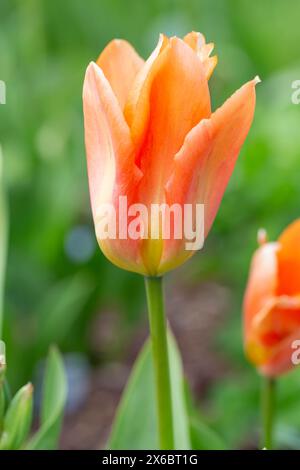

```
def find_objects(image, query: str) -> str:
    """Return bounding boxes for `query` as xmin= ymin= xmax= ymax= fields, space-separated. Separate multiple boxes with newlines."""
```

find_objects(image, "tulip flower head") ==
xmin=244 ymin=220 xmax=300 ymax=377
xmin=83 ymin=32 xmax=258 ymax=276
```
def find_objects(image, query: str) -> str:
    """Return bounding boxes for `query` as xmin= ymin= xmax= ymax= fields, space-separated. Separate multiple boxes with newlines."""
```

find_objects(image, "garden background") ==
xmin=1 ymin=0 xmax=300 ymax=449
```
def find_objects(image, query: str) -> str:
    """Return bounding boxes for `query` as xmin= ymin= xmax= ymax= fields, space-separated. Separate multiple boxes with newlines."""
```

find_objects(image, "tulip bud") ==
xmin=244 ymin=220 xmax=300 ymax=376
xmin=0 ymin=383 xmax=33 ymax=449
xmin=83 ymin=32 xmax=258 ymax=276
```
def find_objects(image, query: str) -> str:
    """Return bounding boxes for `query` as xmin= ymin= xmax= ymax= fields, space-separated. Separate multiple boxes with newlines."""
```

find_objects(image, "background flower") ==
xmin=244 ymin=220 xmax=300 ymax=377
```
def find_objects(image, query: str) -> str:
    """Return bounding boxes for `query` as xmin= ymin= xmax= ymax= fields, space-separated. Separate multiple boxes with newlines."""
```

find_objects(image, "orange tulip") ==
xmin=244 ymin=220 xmax=300 ymax=377
xmin=83 ymin=32 xmax=258 ymax=276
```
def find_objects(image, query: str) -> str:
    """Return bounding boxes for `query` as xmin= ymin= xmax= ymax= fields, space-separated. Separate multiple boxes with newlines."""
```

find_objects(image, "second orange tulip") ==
xmin=244 ymin=220 xmax=300 ymax=377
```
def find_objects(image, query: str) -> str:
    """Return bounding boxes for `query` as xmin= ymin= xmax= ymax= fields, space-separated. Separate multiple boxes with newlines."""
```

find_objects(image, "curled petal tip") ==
xmin=257 ymin=228 xmax=268 ymax=246
xmin=111 ymin=38 xmax=122 ymax=44
xmin=158 ymin=32 xmax=166 ymax=41
xmin=254 ymin=75 xmax=261 ymax=85
xmin=83 ymin=62 xmax=102 ymax=99
xmin=85 ymin=61 xmax=100 ymax=76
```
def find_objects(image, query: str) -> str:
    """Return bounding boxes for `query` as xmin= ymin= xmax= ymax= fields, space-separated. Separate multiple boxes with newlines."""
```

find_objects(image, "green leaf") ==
xmin=0 ymin=380 xmax=6 ymax=431
xmin=109 ymin=330 xmax=190 ymax=450
xmin=168 ymin=333 xmax=191 ymax=449
xmin=36 ymin=274 xmax=93 ymax=352
xmin=189 ymin=418 xmax=227 ymax=450
xmin=184 ymin=382 xmax=227 ymax=450
xmin=0 ymin=383 xmax=33 ymax=450
xmin=26 ymin=346 xmax=67 ymax=450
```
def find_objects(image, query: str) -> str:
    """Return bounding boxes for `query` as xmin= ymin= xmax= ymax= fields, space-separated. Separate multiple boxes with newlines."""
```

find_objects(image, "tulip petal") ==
xmin=137 ymin=37 xmax=211 ymax=206
xmin=257 ymin=296 xmax=300 ymax=344
xmin=243 ymin=243 xmax=279 ymax=339
xmin=259 ymin=325 xmax=300 ymax=377
xmin=162 ymin=79 xmax=257 ymax=271
xmin=202 ymin=78 xmax=258 ymax=235
xmin=167 ymin=78 xmax=258 ymax=239
xmin=83 ymin=62 xmax=135 ymax=211
xmin=277 ymin=219 xmax=300 ymax=296
xmin=166 ymin=119 xmax=212 ymax=206
xmin=243 ymin=240 xmax=300 ymax=376
xmin=184 ymin=31 xmax=217 ymax=79
xmin=248 ymin=296 xmax=300 ymax=376
xmin=83 ymin=62 xmax=144 ymax=273
xmin=124 ymin=34 xmax=168 ymax=147
xmin=97 ymin=39 xmax=144 ymax=109
xmin=160 ymin=120 xmax=212 ymax=272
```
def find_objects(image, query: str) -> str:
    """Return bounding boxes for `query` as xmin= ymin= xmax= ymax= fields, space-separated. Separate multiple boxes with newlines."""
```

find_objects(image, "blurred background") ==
xmin=1 ymin=0 xmax=300 ymax=449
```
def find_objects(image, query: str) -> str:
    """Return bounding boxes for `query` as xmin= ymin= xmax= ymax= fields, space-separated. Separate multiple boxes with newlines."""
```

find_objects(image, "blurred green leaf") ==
xmin=36 ymin=274 xmax=93 ymax=351
xmin=0 ymin=147 xmax=8 ymax=338
xmin=189 ymin=418 xmax=227 ymax=450
xmin=184 ymin=383 xmax=227 ymax=450
xmin=0 ymin=383 xmax=5 ymax=429
xmin=27 ymin=346 xmax=67 ymax=450
xmin=109 ymin=330 xmax=190 ymax=450
xmin=0 ymin=383 xmax=33 ymax=450
xmin=168 ymin=333 xmax=191 ymax=449
xmin=209 ymin=374 xmax=260 ymax=448
xmin=3 ymin=378 xmax=12 ymax=407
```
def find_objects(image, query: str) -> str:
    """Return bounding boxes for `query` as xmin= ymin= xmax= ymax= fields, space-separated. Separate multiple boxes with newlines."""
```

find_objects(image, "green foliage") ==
xmin=0 ymin=149 xmax=8 ymax=338
xmin=109 ymin=330 xmax=226 ymax=450
xmin=189 ymin=419 xmax=227 ymax=450
xmin=27 ymin=346 xmax=67 ymax=450
xmin=0 ymin=383 xmax=33 ymax=450
xmin=36 ymin=274 xmax=94 ymax=352
xmin=0 ymin=0 xmax=300 ymax=449
xmin=185 ymin=383 xmax=227 ymax=450
xmin=109 ymin=332 xmax=190 ymax=450
xmin=0 ymin=384 xmax=6 ymax=430
xmin=0 ymin=346 xmax=67 ymax=450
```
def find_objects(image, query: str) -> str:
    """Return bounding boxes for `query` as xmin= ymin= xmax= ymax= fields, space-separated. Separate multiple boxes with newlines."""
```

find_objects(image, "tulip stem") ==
xmin=261 ymin=376 xmax=276 ymax=450
xmin=144 ymin=276 xmax=174 ymax=450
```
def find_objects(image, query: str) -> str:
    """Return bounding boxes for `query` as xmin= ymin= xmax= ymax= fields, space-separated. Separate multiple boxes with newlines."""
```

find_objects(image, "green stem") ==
xmin=144 ymin=276 xmax=174 ymax=450
xmin=261 ymin=376 xmax=276 ymax=449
